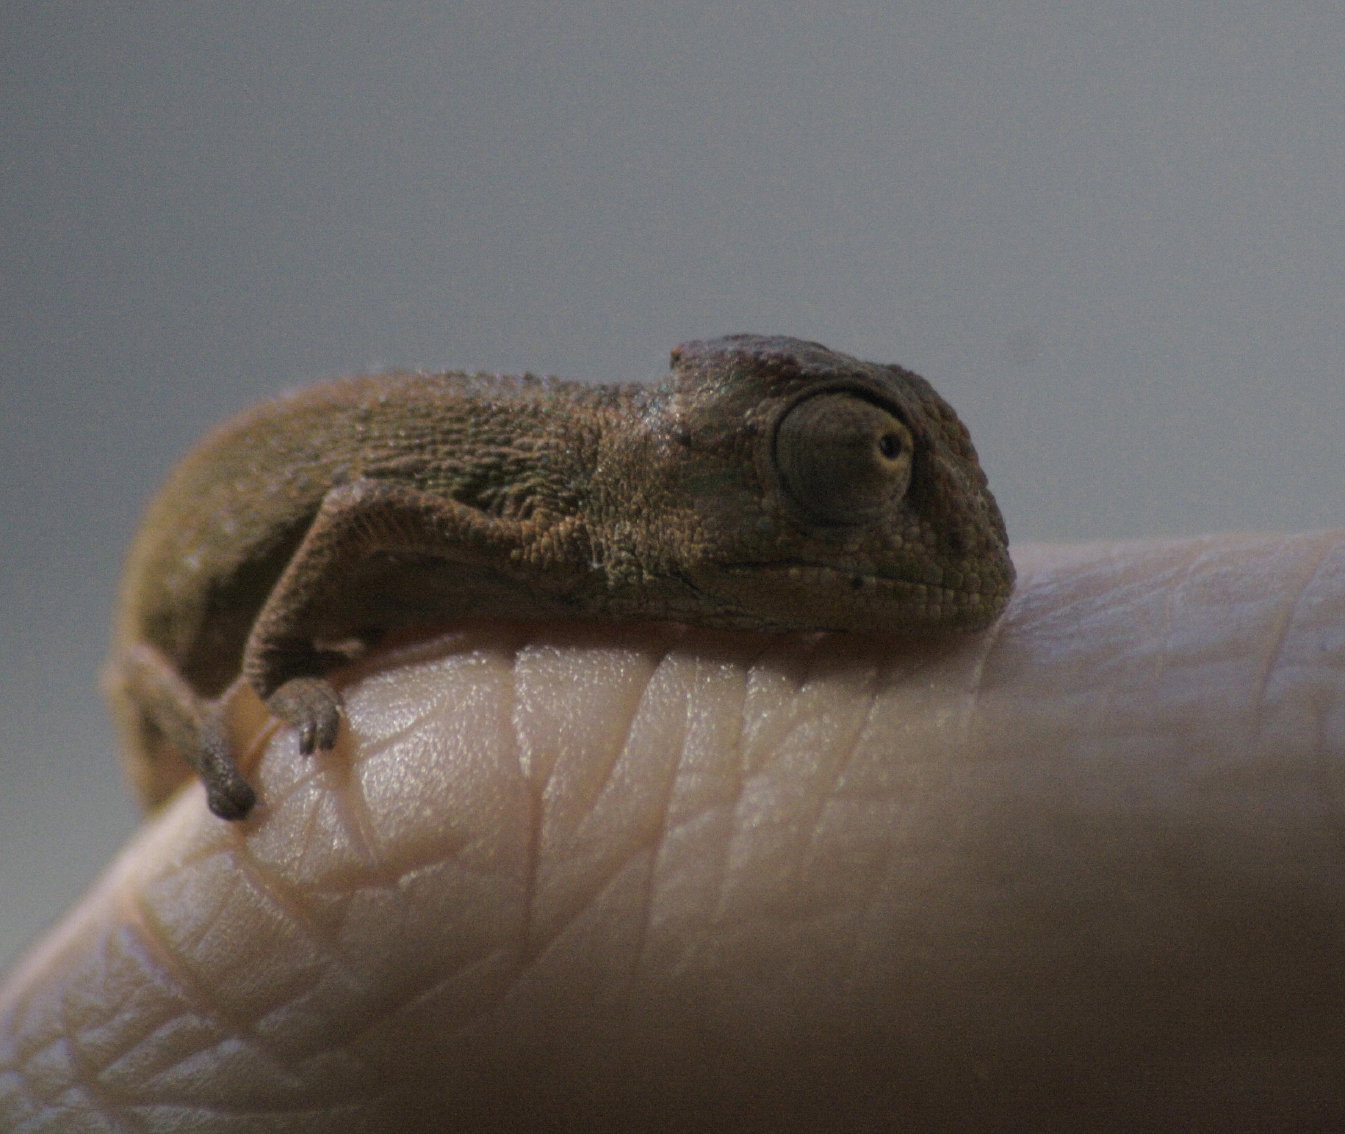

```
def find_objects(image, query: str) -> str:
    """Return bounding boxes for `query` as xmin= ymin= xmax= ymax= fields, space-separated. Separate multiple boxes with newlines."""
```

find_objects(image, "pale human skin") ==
xmin=4 ymin=534 xmax=1344 ymax=1130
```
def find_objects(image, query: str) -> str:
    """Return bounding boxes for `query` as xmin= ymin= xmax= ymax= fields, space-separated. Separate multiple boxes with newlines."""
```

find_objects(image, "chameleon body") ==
xmin=107 ymin=335 xmax=1015 ymax=819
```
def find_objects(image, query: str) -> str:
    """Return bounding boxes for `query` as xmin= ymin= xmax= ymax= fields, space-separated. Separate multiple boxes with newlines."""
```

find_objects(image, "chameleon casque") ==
xmin=107 ymin=335 xmax=1015 ymax=819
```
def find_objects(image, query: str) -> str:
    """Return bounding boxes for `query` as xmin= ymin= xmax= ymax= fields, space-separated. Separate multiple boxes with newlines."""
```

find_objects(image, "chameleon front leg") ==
xmin=230 ymin=478 xmax=530 ymax=812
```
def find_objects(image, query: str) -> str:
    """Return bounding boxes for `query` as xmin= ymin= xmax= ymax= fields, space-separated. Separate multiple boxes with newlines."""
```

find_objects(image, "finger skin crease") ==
xmin=624 ymin=651 xmax=687 ymax=983
xmin=125 ymin=890 xmax=300 ymax=1074
xmin=321 ymin=752 xmax=390 ymax=882
xmin=962 ymin=596 xmax=1008 ymax=708
xmin=204 ymin=845 xmax=364 ymax=1000
xmin=1237 ymin=536 xmax=1345 ymax=861
xmin=797 ymin=664 xmax=881 ymax=878
xmin=638 ymin=653 xmax=758 ymax=974
xmin=717 ymin=639 xmax=827 ymax=909
xmin=509 ymin=643 xmax=544 ymax=973
xmin=1250 ymin=535 xmax=1336 ymax=745
xmin=27 ymin=896 xmax=303 ymax=1126
xmin=518 ymin=648 xmax=674 ymax=970
xmin=25 ymin=1025 xmax=144 ymax=1134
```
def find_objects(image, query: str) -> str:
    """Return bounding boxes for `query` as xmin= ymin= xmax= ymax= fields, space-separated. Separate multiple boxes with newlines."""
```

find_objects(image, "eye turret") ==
xmin=773 ymin=393 xmax=913 ymax=525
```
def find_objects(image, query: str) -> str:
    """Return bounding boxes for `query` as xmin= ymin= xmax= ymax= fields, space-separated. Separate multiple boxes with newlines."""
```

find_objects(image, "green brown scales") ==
xmin=107 ymin=335 xmax=1014 ymax=820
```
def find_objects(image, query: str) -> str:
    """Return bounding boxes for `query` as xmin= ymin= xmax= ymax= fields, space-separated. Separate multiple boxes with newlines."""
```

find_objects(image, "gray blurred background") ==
xmin=3 ymin=2 xmax=1341 ymax=967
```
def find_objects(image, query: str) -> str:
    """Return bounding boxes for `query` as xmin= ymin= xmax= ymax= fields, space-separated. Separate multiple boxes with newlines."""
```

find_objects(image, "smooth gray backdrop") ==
xmin=3 ymin=2 xmax=1341 ymax=966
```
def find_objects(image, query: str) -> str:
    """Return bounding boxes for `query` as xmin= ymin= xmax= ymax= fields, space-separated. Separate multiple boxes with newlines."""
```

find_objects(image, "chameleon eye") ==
xmin=773 ymin=393 xmax=914 ymax=525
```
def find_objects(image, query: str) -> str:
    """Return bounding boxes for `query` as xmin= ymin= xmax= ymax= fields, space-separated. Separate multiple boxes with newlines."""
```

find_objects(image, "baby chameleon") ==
xmin=107 ymin=335 xmax=1015 ymax=820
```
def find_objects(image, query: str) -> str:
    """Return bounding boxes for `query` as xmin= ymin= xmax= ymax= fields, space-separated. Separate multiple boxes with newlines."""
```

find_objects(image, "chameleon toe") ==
xmin=266 ymin=676 xmax=344 ymax=755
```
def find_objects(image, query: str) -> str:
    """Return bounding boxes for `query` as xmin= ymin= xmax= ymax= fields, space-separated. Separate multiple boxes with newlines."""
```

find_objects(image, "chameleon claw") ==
xmin=312 ymin=705 xmax=341 ymax=751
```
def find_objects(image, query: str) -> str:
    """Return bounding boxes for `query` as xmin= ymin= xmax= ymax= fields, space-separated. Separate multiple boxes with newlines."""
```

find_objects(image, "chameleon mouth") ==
xmin=730 ymin=561 xmax=1012 ymax=604
xmin=711 ymin=561 xmax=1015 ymax=631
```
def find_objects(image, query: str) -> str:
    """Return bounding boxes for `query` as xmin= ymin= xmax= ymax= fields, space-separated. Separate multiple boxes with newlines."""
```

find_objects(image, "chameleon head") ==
xmin=641 ymin=334 xmax=1015 ymax=633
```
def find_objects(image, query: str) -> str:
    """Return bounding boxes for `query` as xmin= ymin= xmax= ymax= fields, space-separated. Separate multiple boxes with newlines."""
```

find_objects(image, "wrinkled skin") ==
xmin=6 ymin=533 xmax=1344 ymax=1130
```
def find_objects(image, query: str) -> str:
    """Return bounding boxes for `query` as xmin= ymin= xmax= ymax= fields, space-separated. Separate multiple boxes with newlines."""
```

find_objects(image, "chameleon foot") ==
xmin=199 ymin=710 xmax=259 ymax=820
xmin=266 ymin=677 xmax=344 ymax=755
xmin=205 ymin=775 xmax=258 ymax=821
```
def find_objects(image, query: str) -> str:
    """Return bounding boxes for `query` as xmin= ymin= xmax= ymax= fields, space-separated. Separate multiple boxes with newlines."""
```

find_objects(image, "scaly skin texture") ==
xmin=106 ymin=334 xmax=1014 ymax=819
